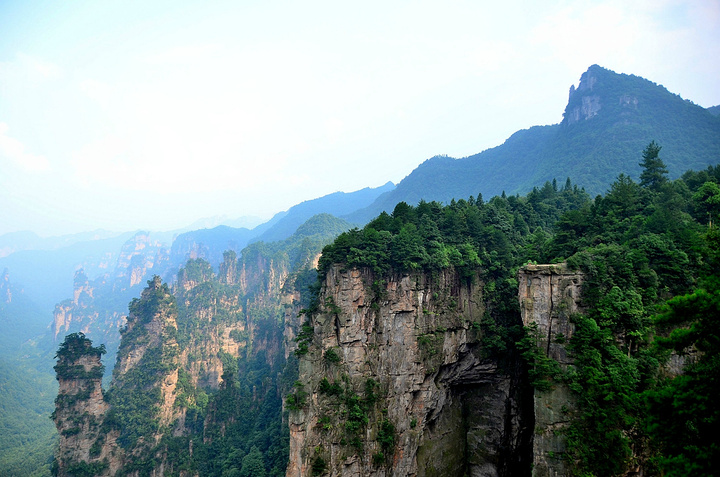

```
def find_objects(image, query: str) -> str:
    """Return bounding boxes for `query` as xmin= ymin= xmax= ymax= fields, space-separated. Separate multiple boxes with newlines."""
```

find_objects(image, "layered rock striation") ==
xmin=52 ymin=333 xmax=110 ymax=477
xmin=287 ymin=266 xmax=535 ymax=477
xmin=518 ymin=264 xmax=584 ymax=477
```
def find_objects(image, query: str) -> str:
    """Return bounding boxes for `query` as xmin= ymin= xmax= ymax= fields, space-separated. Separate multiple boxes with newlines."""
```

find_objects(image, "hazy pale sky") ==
xmin=1 ymin=0 xmax=718 ymax=236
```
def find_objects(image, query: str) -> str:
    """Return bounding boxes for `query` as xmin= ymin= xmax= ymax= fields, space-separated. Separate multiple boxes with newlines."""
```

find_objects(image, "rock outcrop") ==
xmin=566 ymin=68 xmax=601 ymax=124
xmin=518 ymin=264 xmax=584 ymax=477
xmin=288 ymin=263 xmax=586 ymax=477
xmin=52 ymin=251 xmax=300 ymax=476
xmin=53 ymin=277 xmax=181 ymax=476
xmin=52 ymin=333 xmax=111 ymax=477
xmin=288 ymin=266 xmax=534 ymax=477
xmin=1 ymin=268 xmax=12 ymax=303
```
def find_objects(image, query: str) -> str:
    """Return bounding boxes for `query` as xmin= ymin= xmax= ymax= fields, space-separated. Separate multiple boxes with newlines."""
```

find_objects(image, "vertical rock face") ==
xmin=565 ymin=68 xmax=601 ymax=124
xmin=115 ymin=232 xmax=168 ymax=288
xmin=53 ymin=253 xmax=298 ymax=476
xmin=53 ymin=269 xmax=112 ymax=342
xmin=518 ymin=264 xmax=583 ymax=477
xmin=288 ymin=266 xmax=533 ymax=477
xmin=52 ymin=333 xmax=110 ymax=477
xmin=53 ymin=277 xmax=181 ymax=476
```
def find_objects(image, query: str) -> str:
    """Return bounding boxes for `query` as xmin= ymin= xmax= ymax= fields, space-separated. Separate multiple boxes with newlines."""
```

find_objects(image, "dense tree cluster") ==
xmin=320 ymin=179 xmax=589 ymax=281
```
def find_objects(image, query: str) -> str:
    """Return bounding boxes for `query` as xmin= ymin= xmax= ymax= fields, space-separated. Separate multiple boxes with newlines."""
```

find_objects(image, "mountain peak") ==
xmin=561 ymin=64 xmax=671 ymax=126
xmin=564 ymin=65 xmax=610 ymax=124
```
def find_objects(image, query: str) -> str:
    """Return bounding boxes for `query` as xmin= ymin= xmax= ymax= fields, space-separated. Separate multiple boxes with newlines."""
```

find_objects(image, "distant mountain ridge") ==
xmin=254 ymin=181 xmax=395 ymax=242
xmin=347 ymin=65 xmax=720 ymax=223
xmin=167 ymin=181 xmax=395 ymax=268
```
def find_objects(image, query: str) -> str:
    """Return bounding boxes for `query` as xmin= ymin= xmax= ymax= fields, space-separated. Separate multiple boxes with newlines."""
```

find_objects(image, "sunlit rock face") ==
xmin=288 ymin=265 xmax=535 ymax=477
xmin=518 ymin=264 xmax=584 ymax=477
xmin=52 ymin=336 xmax=113 ymax=477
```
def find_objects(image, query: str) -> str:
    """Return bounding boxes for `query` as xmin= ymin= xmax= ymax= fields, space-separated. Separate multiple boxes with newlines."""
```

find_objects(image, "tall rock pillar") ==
xmin=52 ymin=332 xmax=110 ymax=477
xmin=518 ymin=264 xmax=583 ymax=477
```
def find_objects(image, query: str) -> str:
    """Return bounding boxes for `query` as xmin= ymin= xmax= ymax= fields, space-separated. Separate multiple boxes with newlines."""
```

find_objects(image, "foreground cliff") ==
xmin=287 ymin=262 xmax=589 ymax=477
xmin=287 ymin=265 xmax=541 ymax=476
xmin=518 ymin=264 xmax=584 ymax=477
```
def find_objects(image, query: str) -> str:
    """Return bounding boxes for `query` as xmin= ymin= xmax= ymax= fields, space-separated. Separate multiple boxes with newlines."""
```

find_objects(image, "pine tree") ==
xmin=639 ymin=140 xmax=668 ymax=190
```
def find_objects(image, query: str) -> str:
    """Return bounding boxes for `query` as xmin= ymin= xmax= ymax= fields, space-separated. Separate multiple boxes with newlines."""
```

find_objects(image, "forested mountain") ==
xmin=166 ymin=182 xmax=394 ymax=270
xmin=254 ymin=182 xmax=395 ymax=243
xmin=348 ymin=65 xmax=720 ymax=223
xmin=0 ymin=272 xmax=58 ymax=476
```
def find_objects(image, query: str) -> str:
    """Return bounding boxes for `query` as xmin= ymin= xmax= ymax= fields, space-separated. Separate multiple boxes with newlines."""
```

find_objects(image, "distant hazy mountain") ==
xmin=167 ymin=182 xmax=394 ymax=268
xmin=255 ymin=182 xmax=395 ymax=243
xmin=0 ymin=232 xmax=138 ymax=310
xmin=0 ymin=229 xmax=126 ymax=258
xmin=348 ymin=65 xmax=720 ymax=223
xmin=181 ymin=215 xmax=265 ymax=232
xmin=170 ymin=225 xmax=258 ymax=268
xmin=708 ymin=105 xmax=720 ymax=116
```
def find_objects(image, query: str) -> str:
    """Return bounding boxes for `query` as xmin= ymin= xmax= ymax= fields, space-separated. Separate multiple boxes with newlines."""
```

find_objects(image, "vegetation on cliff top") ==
xmin=319 ymin=178 xmax=589 ymax=280
xmin=53 ymin=332 xmax=106 ymax=380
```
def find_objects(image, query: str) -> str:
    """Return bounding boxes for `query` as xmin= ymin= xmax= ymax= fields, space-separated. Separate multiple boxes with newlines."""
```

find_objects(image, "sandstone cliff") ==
xmin=518 ymin=264 xmax=584 ymax=477
xmin=52 ymin=333 xmax=111 ymax=477
xmin=287 ymin=263 xmax=587 ymax=477
xmin=287 ymin=266 xmax=535 ymax=477
xmin=53 ymin=249 xmax=302 ymax=476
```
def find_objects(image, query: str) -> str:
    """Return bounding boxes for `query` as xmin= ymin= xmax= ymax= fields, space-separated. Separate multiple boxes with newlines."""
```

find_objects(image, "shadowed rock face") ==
xmin=288 ymin=266 xmax=535 ymax=477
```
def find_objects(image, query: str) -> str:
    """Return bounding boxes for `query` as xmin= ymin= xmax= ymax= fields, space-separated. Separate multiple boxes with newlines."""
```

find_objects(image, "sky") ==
xmin=0 ymin=0 xmax=718 ymax=237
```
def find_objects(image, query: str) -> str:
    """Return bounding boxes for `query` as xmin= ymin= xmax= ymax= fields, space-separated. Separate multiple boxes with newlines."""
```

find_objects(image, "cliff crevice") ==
xmin=288 ymin=265 xmax=533 ymax=477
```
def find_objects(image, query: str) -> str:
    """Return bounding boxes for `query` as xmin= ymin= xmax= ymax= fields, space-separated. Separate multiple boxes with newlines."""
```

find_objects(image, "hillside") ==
xmin=348 ymin=65 xmax=720 ymax=223
xmin=254 ymin=182 xmax=395 ymax=243
xmin=290 ymin=163 xmax=720 ymax=476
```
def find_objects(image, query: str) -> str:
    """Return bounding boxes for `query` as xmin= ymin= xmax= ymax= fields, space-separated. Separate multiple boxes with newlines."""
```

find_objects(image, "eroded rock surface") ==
xmin=518 ymin=264 xmax=584 ymax=477
xmin=288 ymin=266 xmax=533 ymax=477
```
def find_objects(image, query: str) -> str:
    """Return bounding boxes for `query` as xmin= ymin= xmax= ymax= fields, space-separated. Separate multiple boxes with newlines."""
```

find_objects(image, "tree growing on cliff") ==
xmin=645 ymin=228 xmax=720 ymax=476
xmin=55 ymin=332 xmax=106 ymax=362
xmin=53 ymin=332 xmax=106 ymax=380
